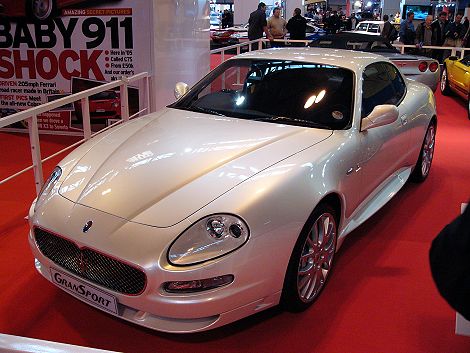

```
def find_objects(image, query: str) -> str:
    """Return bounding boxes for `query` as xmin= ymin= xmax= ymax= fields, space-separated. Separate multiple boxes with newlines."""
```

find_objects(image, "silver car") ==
xmin=310 ymin=32 xmax=440 ymax=91
xmin=28 ymin=48 xmax=437 ymax=333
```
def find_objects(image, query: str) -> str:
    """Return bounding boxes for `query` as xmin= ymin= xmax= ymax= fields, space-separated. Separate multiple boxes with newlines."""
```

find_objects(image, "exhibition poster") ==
xmin=0 ymin=0 xmax=152 ymax=133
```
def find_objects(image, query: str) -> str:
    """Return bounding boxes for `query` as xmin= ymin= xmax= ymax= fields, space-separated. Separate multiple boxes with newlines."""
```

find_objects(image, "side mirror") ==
xmin=174 ymin=82 xmax=189 ymax=100
xmin=448 ymin=56 xmax=459 ymax=61
xmin=361 ymin=104 xmax=399 ymax=131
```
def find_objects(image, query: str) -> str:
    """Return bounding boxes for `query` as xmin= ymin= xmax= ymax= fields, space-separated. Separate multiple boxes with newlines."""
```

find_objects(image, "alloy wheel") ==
xmin=421 ymin=124 xmax=435 ymax=177
xmin=440 ymin=70 xmax=447 ymax=93
xmin=297 ymin=212 xmax=336 ymax=303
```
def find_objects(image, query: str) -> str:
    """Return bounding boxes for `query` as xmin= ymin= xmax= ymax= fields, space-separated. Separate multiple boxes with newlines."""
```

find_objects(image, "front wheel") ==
xmin=440 ymin=67 xmax=452 ymax=96
xmin=410 ymin=122 xmax=436 ymax=183
xmin=281 ymin=203 xmax=338 ymax=312
xmin=467 ymin=96 xmax=470 ymax=120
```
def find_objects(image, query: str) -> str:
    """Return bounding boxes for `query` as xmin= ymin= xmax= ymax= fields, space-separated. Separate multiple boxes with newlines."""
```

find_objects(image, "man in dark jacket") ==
xmin=430 ymin=202 xmax=470 ymax=321
xmin=431 ymin=11 xmax=449 ymax=62
xmin=287 ymin=8 xmax=307 ymax=46
xmin=381 ymin=14 xmax=392 ymax=38
xmin=415 ymin=15 xmax=437 ymax=57
xmin=248 ymin=2 xmax=272 ymax=42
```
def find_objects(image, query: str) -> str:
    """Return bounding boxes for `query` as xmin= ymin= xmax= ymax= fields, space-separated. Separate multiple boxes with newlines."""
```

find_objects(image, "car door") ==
xmin=359 ymin=62 xmax=410 ymax=198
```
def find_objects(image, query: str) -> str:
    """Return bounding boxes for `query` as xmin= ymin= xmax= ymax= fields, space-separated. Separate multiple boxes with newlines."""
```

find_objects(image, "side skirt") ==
xmin=337 ymin=166 xmax=412 ymax=248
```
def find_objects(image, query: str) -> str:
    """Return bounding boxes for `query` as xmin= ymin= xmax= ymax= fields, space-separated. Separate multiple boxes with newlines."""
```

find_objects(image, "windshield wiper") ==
xmin=254 ymin=116 xmax=332 ymax=129
xmin=189 ymin=105 xmax=226 ymax=117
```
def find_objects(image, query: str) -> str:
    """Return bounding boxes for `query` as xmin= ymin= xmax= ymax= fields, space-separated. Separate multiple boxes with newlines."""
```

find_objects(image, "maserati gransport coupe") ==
xmin=28 ymin=48 xmax=437 ymax=333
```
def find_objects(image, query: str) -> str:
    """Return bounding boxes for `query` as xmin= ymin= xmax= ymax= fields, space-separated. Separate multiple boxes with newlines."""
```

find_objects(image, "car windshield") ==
xmin=90 ymin=91 xmax=117 ymax=100
xmin=171 ymin=59 xmax=354 ymax=130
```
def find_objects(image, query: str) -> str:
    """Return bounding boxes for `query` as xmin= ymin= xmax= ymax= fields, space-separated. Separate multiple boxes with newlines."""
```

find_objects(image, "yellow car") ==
xmin=441 ymin=55 xmax=470 ymax=119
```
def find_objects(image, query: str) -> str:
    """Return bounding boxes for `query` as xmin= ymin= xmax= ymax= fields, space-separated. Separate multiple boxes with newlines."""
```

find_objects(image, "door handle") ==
xmin=355 ymin=164 xmax=362 ymax=172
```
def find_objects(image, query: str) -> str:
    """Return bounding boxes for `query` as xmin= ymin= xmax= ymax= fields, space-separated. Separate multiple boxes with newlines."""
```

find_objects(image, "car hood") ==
xmin=58 ymin=108 xmax=332 ymax=227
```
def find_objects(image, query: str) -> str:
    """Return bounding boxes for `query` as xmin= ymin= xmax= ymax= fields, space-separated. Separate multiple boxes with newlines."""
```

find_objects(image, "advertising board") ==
xmin=0 ymin=0 xmax=152 ymax=133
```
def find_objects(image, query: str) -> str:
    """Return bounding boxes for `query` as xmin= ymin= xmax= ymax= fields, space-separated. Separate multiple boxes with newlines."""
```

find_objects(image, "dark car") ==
xmin=309 ymin=32 xmax=439 ymax=91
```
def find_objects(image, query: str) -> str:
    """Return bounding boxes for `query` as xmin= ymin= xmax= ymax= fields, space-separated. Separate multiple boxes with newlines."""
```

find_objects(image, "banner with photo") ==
xmin=0 ymin=0 xmax=152 ymax=133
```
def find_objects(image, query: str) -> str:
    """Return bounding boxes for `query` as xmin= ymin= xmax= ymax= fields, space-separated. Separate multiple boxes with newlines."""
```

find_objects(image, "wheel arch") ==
xmin=318 ymin=192 xmax=342 ymax=227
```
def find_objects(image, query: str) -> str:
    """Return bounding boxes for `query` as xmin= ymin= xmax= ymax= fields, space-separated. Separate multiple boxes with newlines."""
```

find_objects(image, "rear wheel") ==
xmin=440 ymin=67 xmax=452 ymax=96
xmin=281 ymin=203 xmax=338 ymax=312
xmin=410 ymin=121 xmax=436 ymax=183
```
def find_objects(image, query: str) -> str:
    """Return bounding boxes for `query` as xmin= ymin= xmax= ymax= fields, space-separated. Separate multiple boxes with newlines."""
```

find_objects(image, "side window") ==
xmin=361 ymin=63 xmax=397 ymax=117
xmin=368 ymin=24 xmax=380 ymax=33
xmin=383 ymin=63 xmax=406 ymax=104
xmin=356 ymin=23 xmax=368 ymax=31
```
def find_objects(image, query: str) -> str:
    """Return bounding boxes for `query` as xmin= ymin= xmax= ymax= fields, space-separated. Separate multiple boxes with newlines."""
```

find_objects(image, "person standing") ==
xmin=415 ymin=15 xmax=436 ymax=57
xmin=444 ymin=13 xmax=465 ymax=47
xmin=381 ymin=14 xmax=392 ymax=38
xmin=328 ymin=10 xmax=341 ymax=34
xmin=267 ymin=7 xmax=287 ymax=47
xmin=394 ymin=11 xmax=401 ymax=24
xmin=431 ymin=12 xmax=449 ymax=62
xmin=287 ymin=8 xmax=307 ymax=46
xmin=248 ymin=2 xmax=273 ymax=43
xmin=443 ymin=13 xmax=466 ymax=60
xmin=399 ymin=11 xmax=416 ymax=45
xmin=346 ymin=13 xmax=357 ymax=31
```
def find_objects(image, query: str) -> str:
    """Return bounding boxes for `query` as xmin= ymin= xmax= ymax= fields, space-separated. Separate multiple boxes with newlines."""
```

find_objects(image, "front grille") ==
xmin=34 ymin=228 xmax=146 ymax=295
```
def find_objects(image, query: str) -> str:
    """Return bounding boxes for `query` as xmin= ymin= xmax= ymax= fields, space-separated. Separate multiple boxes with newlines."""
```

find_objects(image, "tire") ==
xmin=440 ymin=67 xmax=452 ymax=96
xmin=410 ymin=121 xmax=436 ymax=183
xmin=27 ymin=0 xmax=56 ymax=21
xmin=281 ymin=203 xmax=338 ymax=312
xmin=467 ymin=96 xmax=470 ymax=120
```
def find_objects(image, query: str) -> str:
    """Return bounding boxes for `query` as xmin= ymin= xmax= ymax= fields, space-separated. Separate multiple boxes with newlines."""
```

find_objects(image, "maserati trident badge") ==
xmin=83 ymin=220 xmax=93 ymax=233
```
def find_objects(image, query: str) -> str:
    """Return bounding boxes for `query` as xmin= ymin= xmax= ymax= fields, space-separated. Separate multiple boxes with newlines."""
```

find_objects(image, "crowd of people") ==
xmin=248 ymin=3 xmax=308 ymax=46
xmin=386 ymin=10 xmax=469 ymax=61
xmin=246 ymin=2 xmax=469 ymax=60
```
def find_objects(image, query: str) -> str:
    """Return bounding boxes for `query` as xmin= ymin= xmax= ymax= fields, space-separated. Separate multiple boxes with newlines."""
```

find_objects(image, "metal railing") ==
xmin=0 ymin=72 xmax=151 ymax=195
xmin=210 ymin=37 xmax=469 ymax=64
xmin=392 ymin=43 xmax=469 ymax=59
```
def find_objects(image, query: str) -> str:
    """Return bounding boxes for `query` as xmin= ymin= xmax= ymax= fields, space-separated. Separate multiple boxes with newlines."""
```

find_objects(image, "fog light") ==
xmin=164 ymin=275 xmax=234 ymax=293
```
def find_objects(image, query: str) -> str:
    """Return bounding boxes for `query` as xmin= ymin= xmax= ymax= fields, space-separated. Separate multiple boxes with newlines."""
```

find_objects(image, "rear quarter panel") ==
xmin=404 ymin=80 xmax=436 ymax=165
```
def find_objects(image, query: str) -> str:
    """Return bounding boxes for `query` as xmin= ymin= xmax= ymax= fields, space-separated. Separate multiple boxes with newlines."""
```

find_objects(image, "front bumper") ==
xmin=28 ymin=196 xmax=282 ymax=333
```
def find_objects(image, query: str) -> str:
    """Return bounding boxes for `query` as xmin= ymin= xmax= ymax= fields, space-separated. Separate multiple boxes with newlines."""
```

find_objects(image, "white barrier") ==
xmin=0 ymin=72 xmax=151 ymax=195
xmin=210 ymin=37 xmax=469 ymax=64
xmin=0 ymin=333 xmax=120 ymax=353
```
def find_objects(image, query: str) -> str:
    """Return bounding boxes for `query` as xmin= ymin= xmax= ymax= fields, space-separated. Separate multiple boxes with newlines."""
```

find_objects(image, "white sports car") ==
xmin=28 ymin=48 xmax=437 ymax=333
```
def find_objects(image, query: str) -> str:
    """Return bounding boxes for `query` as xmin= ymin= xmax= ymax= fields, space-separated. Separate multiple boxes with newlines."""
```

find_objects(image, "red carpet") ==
xmin=1 ymin=80 xmax=470 ymax=352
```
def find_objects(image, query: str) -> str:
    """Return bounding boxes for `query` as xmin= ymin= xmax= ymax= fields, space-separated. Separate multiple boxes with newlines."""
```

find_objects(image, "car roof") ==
xmin=233 ymin=47 xmax=388 ymax=72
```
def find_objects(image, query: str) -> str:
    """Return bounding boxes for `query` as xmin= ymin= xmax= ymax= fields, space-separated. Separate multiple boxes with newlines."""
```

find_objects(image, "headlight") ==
xmin=168 ymin=214 xmax=249 ymax=266
xmin=34 ymin=166 xmax=62 ymax=212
